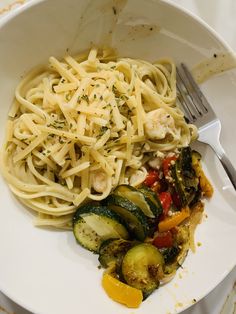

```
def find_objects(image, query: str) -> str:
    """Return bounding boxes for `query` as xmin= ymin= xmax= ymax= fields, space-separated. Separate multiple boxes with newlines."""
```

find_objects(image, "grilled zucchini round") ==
xmin=104 ymin=194 xmax=150 ymax=241
xmin=73 ymin=204 xmax=129 ymax=253
xmin=121 ymin=243 xmax=164 ymax=298
xmin=99 ymin=238 xmax=138 ymax=268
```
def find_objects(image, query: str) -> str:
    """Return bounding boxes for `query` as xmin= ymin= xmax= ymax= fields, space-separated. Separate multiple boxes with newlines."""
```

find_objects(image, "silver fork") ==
xmin=176 ymin=63 xmax=236 ymax=190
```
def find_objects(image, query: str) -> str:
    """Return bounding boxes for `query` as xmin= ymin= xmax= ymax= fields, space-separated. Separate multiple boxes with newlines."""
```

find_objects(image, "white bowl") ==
xmin=0 ymin=1 xmax=236 ymax=314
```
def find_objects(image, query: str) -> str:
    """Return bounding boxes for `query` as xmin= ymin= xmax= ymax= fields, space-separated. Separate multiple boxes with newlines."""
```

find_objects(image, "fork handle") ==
xmin=212 ymin=144 xmax=236 ymax=190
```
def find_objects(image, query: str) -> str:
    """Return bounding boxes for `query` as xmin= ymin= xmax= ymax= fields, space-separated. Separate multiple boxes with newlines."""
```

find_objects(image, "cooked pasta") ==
xmin=0 ymin=48 xmax=197 ymax=228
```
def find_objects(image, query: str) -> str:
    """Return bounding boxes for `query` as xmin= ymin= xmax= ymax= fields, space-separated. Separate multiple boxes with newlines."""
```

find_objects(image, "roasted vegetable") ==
xmin=143 ymin=170 xmax=159 ymax=187
xmin=104 ymin=194 xmax=150 ymax=241
xmin=158 ymin=207 xmax=190 ymax=232
xmin=138 ymin=185 xmax=163 ymax=218
xmin=102 ymin=273 xmax=143 ymax=308
xmin=191 ymin=150 xmax=201 ymax=162
xmin=159 ymin=246 xmax=180 ymax=264
xmin=163 ymin=225 xmax=190 ymax=275
xmin=170 ymin=147 xmax=199 ymax=206
xmin=152 ymin=231 xmax=173 ymax=248
xmin=113 ymin=185 xmax=157 ymax=218
xmin=99 ymin=238 xmax=137 ymax=268
xmin=72 ymin=145 xmax=212 ymax=308
xmin=121 ymin=243 xmax=164 ymax=298
xmin=192 ymin=150 xmax=213 ymax=197
xmin=158 ymin=192 xmax=172 ymax=212
xmin=73 ymin=205 xmax=129 ymax=253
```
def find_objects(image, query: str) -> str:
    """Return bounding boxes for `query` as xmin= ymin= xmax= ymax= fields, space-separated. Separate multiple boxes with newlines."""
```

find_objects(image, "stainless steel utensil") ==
xmin=176 ymin=63 xmax=236 ymax=190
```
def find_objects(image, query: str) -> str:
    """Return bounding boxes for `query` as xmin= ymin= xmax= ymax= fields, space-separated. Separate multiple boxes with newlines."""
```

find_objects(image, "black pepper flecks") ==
xmin=112 ymin=6 xmax=117 ymax=15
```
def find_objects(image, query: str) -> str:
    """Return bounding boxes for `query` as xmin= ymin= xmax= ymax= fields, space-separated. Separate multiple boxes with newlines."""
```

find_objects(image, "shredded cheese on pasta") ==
xmin=0 ymin=48 xmax=197 ymax=228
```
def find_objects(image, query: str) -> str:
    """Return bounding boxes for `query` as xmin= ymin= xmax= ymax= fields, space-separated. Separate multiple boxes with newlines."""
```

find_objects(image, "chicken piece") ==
xmin=91 ymin=170 xmax=108 ymax=193
xmin=144 ymin=108 xmax=175 ymax=140
xmin=129 ymin=167 xmax=147 ymax=187
xmin=148 ymin=157 xmax=162 ymax=169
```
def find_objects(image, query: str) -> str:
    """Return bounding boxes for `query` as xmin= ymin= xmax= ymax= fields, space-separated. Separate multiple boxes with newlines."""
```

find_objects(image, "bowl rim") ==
xmin=0 ymin=0 xmax=234 ymax=55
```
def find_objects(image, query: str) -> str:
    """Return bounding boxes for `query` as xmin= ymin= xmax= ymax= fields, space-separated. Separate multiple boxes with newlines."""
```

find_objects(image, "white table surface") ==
xmin=0 ymin=0 xmax=236 ymax=313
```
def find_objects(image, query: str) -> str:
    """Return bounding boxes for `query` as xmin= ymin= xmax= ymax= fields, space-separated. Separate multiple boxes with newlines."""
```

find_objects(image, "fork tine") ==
xmin=176 ymin=87 xmax=194 ymax=123
xmin=177 ymin=65 xmax=236 ymax=190
xmin=180 ymin=63 xmax=215 ymax=116
xmin=177 ymin=63 xmax=205 ymax=119
xmin=176 ymin=69 xmax=197 ymax=123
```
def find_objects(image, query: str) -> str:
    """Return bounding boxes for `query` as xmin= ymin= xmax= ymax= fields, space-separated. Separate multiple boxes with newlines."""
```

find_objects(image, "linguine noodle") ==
xmin=0 ymin=48 xmax=197 ymax=228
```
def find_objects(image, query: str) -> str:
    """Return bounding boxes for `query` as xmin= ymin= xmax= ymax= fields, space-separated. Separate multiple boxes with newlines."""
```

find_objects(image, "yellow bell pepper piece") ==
xmin=192 ymin=153 xmax=213 ymax=198
xmin=158 ymin=207 xmax=190 ymax=232
xmin=102 ymin=273 xmax=143 ymax=308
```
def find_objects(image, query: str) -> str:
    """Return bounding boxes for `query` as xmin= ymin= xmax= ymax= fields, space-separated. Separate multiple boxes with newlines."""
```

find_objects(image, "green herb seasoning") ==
xmin=52 ymin=83 xmax=57 ymax=92
xmin=112 ymin=6 xmax=117 ymax=15
xmin=112 ymin=85 xmax=117 ymax=94
xmin=120 ymin=94 xmax=128 ymax=101
xmin=65 ymin=93 xmax=71 ymax=101
xmin=81 ymin=94 xmax=89 ymax=103
xmin=59 ymin=137 xmax=64 ymax=144
xmin=97 ymin=126 xmax=109 ymax=139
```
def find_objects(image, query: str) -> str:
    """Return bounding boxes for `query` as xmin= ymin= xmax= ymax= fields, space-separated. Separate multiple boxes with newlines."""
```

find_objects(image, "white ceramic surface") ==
xmin=0 ymin=1 xmax=236 ymax=314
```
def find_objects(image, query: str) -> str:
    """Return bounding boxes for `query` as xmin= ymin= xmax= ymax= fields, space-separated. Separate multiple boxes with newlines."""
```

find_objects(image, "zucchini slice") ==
xmin=73 ymin=205 xmax=129 ymax=253
xmin=99 ymin=238 xmax=138 ymax=268
xmin=159 ymin=246 xmax=180 ymax=264
xmin=104 ymin=194 xmax=149 ymax=241
xmin=122 ymin=243 xmax=164 ymax=298
xmin=138 ymin=185 xmax=163 ymax=218
xmin=171 ymin=147 xmax=199 ymax=206
xmin=113 ymin=185 xmax=156 ymax=218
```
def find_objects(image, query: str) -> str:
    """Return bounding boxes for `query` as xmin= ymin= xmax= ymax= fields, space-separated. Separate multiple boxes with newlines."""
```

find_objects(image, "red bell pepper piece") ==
xmin=144 ymin=170 xmax=159 ymax=187
xmin=153 ymin=231 xmax=173 ymax=248
xmin=162 ymin=156 xmax=177 ymax=178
